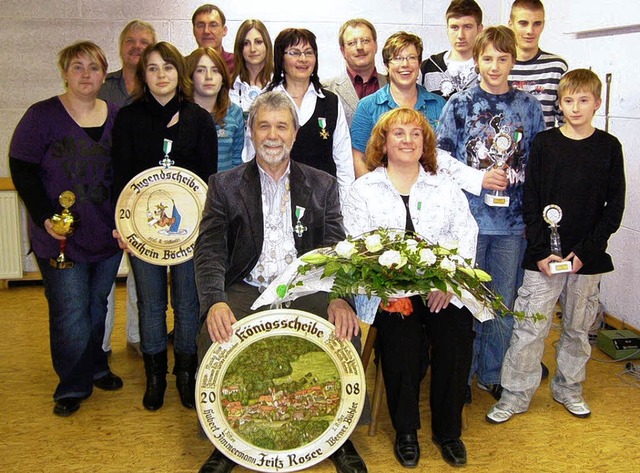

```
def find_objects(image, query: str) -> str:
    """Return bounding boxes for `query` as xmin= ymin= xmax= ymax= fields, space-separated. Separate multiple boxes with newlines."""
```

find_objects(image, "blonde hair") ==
xmin=558 ymin=69 xmax=602 ymax=100
xmin=365 ymin=108 xmax=438 ymax=173
xmin=58 ymin=41 xmax=108 ymax=79
xmin=118 ymin=20 xmax=156 ymax=52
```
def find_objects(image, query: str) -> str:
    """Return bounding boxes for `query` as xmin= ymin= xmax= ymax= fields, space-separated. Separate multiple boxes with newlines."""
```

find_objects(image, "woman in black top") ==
xmin=112 ymin=41 xmax=217 ymax=411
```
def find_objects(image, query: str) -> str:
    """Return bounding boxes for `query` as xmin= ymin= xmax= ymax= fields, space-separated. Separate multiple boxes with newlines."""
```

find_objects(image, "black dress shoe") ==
xmin=199 ymin=449 xmax=236 ymax=473
xmin=94 ymin=371 xmax=124 ymax=391
xmin=330 ymin=439 xmax=367 ymax=473
xmin=394 ymin=432 xmax=420 ymax=468
xmin=432 ymin=437 xmax=467 ymax=467
xmin=53 ymin=397 xmax=82 ymax=417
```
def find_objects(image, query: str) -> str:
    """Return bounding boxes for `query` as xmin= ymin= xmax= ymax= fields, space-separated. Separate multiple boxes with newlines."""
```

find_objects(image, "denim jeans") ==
xmin=37 ymin=252 xmax=121 ymax=401
xmin=130 ymin=257 xmax=199 ymax=355
xmin=103 ymin=270 xmax=141 ymax=351
xmin=469 ymin=234 xmax=522 ymax=386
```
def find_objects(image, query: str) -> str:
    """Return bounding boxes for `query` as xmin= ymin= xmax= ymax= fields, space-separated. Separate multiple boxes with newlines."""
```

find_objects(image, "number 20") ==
xmin=200 ymin=391 xmax=216 ymax=403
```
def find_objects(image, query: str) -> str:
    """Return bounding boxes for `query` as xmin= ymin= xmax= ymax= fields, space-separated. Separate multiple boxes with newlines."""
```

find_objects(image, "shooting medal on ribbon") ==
xmin=294 ymin=206 xmax=307 ymax=238
xmin=318 ymin=117 xmax=329 ymax=140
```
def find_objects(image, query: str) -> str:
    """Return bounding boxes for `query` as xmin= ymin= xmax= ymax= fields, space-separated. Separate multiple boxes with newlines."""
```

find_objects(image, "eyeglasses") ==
xmin=285 ymin=49 xmax=315 ymax=59
xmin=389 ymin=54 xmax=419 ymax=65
xmin=345 ymin=38 xmax=372 ymax=48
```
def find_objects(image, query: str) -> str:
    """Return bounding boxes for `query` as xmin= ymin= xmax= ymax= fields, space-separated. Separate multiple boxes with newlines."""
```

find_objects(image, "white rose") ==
xmin=364 ymin=234 xmax=383 ymax=252
xmin=335 ymin=240 xmax=357 ymax=258
xmin=419 ymin=248 xmax=437 ymax=266
xmin=405 ymin=239 xmax=419 ymax=252
xmin=378 ymin=250 xmax=406 ymax=268
xmin=439 ymin=257 xmax=457 ymax=274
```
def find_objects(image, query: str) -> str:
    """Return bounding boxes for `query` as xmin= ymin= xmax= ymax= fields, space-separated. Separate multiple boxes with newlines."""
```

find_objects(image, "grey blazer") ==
xmin=323 ymin=71 xmax=388 ymax=127
xmin=194 ymin=159 xmax=345 ymax=319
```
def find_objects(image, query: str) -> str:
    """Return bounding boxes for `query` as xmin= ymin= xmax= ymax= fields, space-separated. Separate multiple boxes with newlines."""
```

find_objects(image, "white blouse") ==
xmin=343 ymin=165 xmax=478 ymax=262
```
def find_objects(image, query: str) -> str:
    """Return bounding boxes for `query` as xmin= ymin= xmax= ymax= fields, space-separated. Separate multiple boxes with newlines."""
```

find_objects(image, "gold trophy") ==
xmin=49 ymin=191 xmax=78 ymax=269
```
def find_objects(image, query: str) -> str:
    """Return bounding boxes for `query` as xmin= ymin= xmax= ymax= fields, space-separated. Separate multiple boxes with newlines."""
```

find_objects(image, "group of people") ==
xmin=9 ymin=1 xmax=625 ymax=473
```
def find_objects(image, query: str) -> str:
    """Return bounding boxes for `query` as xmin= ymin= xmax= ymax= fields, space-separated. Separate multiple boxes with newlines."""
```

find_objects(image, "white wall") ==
xmin=1 ymin=1 xmax=638 ymax=329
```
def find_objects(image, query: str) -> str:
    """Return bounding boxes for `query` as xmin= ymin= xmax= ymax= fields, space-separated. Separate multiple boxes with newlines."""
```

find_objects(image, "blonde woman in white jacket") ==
xmin=343 ymin=108 xmax=477 ymax=468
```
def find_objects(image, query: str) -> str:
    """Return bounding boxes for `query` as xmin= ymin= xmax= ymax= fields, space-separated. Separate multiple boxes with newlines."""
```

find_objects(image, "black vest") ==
xmin=290 ymin=89 xmax=338 ymax=176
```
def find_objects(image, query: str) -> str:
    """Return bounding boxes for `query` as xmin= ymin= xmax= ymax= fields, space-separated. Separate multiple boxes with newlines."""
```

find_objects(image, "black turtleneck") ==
xmin=111 ymin=92 xmax=218 ymax=197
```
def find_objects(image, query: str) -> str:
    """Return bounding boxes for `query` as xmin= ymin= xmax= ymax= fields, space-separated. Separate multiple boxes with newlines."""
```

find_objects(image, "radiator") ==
xmin=0 ymin=190 xmax=24 ymax=279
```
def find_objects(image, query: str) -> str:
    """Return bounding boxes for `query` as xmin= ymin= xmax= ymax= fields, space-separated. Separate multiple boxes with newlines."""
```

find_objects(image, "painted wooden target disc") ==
xmin=115 ymin=166 xmax=207 ymax=265
xmin=196 ymin=309 xmax=366 ymax=472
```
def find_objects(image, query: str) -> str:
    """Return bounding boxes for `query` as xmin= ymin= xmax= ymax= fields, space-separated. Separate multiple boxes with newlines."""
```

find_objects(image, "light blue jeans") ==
xmin=469 ymin=234 xmax=522 ymax=386
xmin=500 ymin=270 xmax=602 ymax=410
xmin=37 ymin=252 xmax=121 ymax=400
xmin=103 ymin=265 xmax=140 ymax=351
xmin=130 ymin=257 xmax=199 ymax=355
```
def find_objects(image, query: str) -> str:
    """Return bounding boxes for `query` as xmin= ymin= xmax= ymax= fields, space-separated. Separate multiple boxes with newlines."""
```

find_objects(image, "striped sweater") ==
xmin=509 ymin=49 xmax=568 ymax=129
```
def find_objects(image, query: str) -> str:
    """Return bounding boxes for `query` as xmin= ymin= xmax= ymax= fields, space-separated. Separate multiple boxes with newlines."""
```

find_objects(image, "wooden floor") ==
xmin=1 ymin=281 xmax=639 ymax=472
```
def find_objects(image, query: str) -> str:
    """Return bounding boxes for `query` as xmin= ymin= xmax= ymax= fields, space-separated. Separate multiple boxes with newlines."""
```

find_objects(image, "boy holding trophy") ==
xmin=486 ymin=69 xmax=626 ymax=423
xmin=437 ymin=26 xmax=545 ymax=399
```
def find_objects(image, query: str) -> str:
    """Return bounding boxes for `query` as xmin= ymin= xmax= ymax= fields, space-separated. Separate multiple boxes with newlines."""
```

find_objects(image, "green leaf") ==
xmin=276 ymin=284 xmax=287 ymax=298
xmin=432 ymin=278 xmax=447 ymax=293
xmin=323 ymin=260 xmax=342 ymax=278
xmin=301 ymin=253 xmax=329 ymax=265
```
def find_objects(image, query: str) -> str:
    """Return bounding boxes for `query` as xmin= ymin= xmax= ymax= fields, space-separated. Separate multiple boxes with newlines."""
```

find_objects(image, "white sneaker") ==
xmin=553 ymin=396 xmax=591 ymax=418
xmin=486 ymin=403 xmax=525 ymax=424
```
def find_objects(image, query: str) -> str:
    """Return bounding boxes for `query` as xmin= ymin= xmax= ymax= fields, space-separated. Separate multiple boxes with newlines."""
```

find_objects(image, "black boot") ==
xmin=174 ymin=352 xmax=197 ymax=409
xmin=143 ymin=351 xmax=167 ymax=411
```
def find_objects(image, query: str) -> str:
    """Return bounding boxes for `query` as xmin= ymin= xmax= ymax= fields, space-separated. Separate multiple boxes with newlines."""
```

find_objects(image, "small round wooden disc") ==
xmin=115 ymin=166 xmax=208 ymax=265
xmin=196 ymin=309 xmax=366 ymax=472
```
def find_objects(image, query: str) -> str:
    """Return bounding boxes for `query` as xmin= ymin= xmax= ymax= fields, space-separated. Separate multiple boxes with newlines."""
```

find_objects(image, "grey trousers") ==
xmin=499 ymin=270 xmax=601 ymax=411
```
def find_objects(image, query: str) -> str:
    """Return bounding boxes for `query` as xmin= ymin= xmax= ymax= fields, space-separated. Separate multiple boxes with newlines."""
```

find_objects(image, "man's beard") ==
xmin=256 ymin=140 xmax=292 ymax=165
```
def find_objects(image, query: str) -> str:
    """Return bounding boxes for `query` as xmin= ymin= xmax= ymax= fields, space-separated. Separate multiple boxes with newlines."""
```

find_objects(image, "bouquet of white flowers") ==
xmin=251 ymin=229 xmax=541 ymax=323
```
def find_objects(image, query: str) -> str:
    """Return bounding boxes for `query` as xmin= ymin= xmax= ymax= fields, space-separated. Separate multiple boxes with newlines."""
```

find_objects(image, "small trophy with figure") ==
xmin=49 ymin=191 xmax=78 ymax=269
xmin=484 ymin=132 xmax=513 ymax=207
xmin=543 ymin=204 xmax=572 ymax=274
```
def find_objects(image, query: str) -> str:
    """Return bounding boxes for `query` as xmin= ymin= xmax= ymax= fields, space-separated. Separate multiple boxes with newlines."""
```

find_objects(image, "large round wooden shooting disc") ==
xmin=196 ymin=309 xmax=366 ymax=472
xmin=115 ymin=166 xmax=207 ymax=265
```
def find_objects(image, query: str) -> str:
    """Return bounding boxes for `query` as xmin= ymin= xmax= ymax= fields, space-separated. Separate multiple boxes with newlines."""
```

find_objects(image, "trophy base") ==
xmin=484 ymin=194 xmax=510 ymax=207
xmin=49 ymin=258 xmax=74 ymax=270
xmin=550 ymin=261 xmax=572 ymax=274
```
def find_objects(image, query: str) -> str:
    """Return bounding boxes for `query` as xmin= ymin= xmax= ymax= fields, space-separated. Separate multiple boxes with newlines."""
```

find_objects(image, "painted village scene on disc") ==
xmin=220 ymin=336 xmax=341 ymax=450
